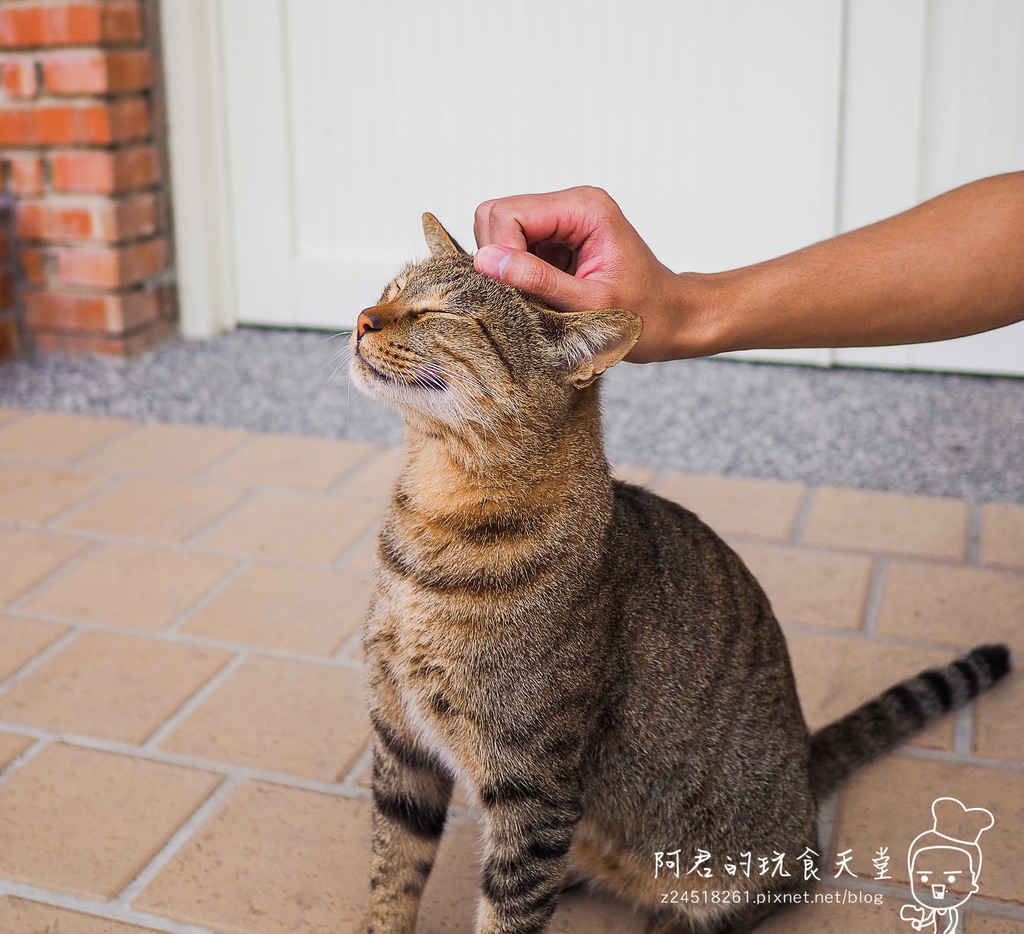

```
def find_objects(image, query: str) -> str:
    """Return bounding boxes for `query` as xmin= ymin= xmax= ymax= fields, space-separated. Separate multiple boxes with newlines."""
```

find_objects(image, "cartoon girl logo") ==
xmin=899 ymin=797 xmax=995 ymax=934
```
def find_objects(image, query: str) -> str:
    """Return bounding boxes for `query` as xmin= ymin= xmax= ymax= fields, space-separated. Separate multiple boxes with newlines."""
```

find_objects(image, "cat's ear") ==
xmin=422 ymin=213 xmax=467 ymax=257
xmin=542 ymin=309 xmax=642 ymax=388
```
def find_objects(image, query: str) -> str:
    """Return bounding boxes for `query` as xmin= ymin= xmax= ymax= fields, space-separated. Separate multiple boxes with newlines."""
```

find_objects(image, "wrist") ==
xmin=664 ymin=270 xmax=739 ymax=360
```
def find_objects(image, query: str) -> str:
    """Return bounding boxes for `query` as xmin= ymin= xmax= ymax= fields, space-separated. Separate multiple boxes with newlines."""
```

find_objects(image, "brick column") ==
xmin=0 ymin=0 xmax=175 ymax=357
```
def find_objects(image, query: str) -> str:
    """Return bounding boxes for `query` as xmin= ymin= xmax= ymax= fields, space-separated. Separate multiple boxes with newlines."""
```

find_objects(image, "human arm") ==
xmin=473 ymin=175 xmax=1024 ymax=363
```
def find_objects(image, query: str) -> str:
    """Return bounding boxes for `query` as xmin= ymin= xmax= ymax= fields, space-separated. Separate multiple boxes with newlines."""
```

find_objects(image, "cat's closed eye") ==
xmin=382 ymin=276 xmax=407 ymax=301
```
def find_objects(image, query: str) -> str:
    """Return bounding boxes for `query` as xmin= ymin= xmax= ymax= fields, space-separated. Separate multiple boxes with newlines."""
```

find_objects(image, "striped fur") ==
xmin=351 ymin=215 xmax=1012 ymax=934
xmin=809 ymin=644 xmax=1010 ymax=798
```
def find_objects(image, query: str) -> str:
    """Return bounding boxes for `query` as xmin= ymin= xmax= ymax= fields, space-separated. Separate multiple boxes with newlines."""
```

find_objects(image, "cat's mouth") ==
xmin=353 ymin=351 xmax=447 ymax=393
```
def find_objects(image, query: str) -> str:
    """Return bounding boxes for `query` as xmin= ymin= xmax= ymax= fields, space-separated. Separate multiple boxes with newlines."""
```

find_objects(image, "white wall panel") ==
xmin=173 ymin=0 xmax=1023 ymax=373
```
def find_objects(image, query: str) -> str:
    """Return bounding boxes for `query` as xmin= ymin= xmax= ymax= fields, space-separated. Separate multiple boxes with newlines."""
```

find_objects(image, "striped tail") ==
xmin=808 ymin=644 xmax=1011 ymax=800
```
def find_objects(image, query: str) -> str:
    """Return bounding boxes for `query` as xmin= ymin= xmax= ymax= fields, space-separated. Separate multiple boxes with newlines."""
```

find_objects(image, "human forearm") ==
xmin=677 ymin=172 xmax=1024 ymax=358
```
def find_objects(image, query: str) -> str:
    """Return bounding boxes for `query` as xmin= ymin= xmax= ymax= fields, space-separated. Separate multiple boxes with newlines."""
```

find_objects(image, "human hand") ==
xmin=473 ymin=186 xmax=710 ymax=363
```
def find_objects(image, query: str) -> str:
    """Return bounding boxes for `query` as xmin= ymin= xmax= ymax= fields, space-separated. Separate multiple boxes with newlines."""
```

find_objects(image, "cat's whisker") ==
xmin=326 ymin=345 xmax=355 ymax=386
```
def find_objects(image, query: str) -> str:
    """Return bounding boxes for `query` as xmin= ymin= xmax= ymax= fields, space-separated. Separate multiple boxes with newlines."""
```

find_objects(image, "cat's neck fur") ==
xmin=398 ymin=383 xmax=612 ymax=521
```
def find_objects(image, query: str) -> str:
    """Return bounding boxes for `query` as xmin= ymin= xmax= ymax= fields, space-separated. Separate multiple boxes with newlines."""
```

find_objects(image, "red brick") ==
xmin=22 ymin=99 xmax=148 ymax=145
xmin=0 ymin=107 xmax=35 ymax=146
xmin=2 ymin=58 xmax=38 ymax=98
xmin=0 ymin=5 xmax=46 ymax=48
xmin=18 ymin=198 xmax=91 ymax=240
xmin=19 ymin=193 xmax=156 ymax=243
xmin=0 ymin=227 xmax=9 ymax=262
xmin=20 ymin=246 xmax=48 ymax=286
xmin=106 ymin=96 xmax=149 ymax=141
xmin=99 ymin=2 xmax=144 ymax=44
xmin=24 ymin=288 xmax=159 ymax=333
xmin=111 ymin=191 xmax=157 ymax=240
xmin=4 ymin=152 xmax=45 ymax=194
xmin=49 ymin=145 xmax=159 ymax=193
xmin=55 ymin=236 xmax=166 ymax=288
xmin=42 ymin=49 xmax=153 ymax=95
xmin=0 ymin=2 xmax=142 ymax=48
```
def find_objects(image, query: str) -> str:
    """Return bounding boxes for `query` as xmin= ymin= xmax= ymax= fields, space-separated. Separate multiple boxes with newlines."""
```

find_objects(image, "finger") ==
xmin=473 ymin=199 xmax=497 ymax=248
xmin=474 ymin=198 xmax=530 ymax=252
xmin=474 ymin=246 xmax=597 ymax=312
xmin=475 ymin=187 xmax=606 ymax=252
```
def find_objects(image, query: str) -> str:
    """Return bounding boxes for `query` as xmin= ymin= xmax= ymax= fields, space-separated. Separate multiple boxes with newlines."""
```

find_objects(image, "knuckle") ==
xmin=577 ymin=185 xmax=619 ymax=222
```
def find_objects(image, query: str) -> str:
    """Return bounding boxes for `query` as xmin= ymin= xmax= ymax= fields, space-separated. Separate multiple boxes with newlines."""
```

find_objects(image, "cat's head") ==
xmin=349 ymin=214 xmax=641 ymax=441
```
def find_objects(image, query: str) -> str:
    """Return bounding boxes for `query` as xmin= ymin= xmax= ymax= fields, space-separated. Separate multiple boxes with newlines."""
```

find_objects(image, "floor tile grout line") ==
xmin=162 ymin=557 xmax=255 ymax=635
xmin=322 ymin=440 xmax=390 ymax=496
xmin=179 ymin=486 xmax=263 ymax=549
xmin=895 ymin=745 xmax=1024 ymax=773
xmin=962 ymin=901 xmax=1024 ymax=922
xmin=0 ymin=733 xmax=54 ymax=788
xmin=339 ymin=738 xmax=375 ymax=791
xmin=6 ymin=429 xmax=396 ymax=506
xmin=0 ymin=626 xmax=83 ymax=701
xmin=953 ymin=704 xmax=974 ymax=757
xmin=0 ymin=518 xmax=376 ymax=577
xmin=35 ymin=472 xmax=127 ymax=531
xmin=722 ymin=530 xmax=993 ymax=567
xmin=115 ymin=773 xmax=243 ymax=907
xmin=3 ymin=537 xmax=105 ymax=613
xmin=645 ymin=466 xmax=668 ymax=492
xmin=142 ymin=652 xmax=249 ymax=749
xmin=182 ymin=487 xmax=385 ymax=556
xmin=333 ymin=622 xmax=365 ymax=663
xmin=169 ymin=427 xmax=255 ymax=480
xmin=787 ymin=484 xmax=818 ymax=545
xmin=0 ymin=881 xmax=230 ymax=934
xmin=1 ymin=608 xmax=365 ymax=671
xmin=965 ymin=500 xmax=984 ymax=566
xmin=331 ymin=515 xmax=383 ymax=572
xmin=779 ymin=619 xmax=1024 ymax=666
xmin=59 ymin=416 xmax=144 ymax=464
xmin=859 ymin=555 xmax=888 ymax=636
xmin=814 ymin=790 xmax=840 ymax=870
xmin=0 ymin=416 xmax=139 ymax=469
xmin=0 ymin=721 xmax=382 ymax=799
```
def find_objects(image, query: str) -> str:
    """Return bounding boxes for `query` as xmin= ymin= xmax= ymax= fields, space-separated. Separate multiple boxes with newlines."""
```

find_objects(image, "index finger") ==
xmin=474 ymin=187 xmax=609 ymax=253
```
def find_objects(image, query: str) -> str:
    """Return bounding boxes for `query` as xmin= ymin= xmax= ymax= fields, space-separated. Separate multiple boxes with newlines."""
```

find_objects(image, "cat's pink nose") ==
xmin=356 ymin=309 xmax=381 ymax=341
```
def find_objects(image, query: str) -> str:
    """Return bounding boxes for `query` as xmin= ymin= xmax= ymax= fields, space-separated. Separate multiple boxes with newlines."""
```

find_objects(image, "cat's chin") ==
xmin=350 ymin=355 xmax=398 ymax=401
xmin=350 ymin=355 xmax=445 ymax=406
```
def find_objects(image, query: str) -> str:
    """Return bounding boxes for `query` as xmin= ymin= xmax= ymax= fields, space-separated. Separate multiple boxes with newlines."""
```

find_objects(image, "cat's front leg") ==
xmin=475 ymin=778 xmax=583 ymax=934
xmin=366 ymin=719 xmax=454 ymax=934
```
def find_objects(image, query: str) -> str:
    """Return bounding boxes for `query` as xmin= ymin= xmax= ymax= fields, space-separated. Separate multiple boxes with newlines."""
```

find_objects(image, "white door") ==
xmin=830 ymin=0 xmax=1024 ymax=376
xmin=162 ymin=0 xmax=1024 ymax=376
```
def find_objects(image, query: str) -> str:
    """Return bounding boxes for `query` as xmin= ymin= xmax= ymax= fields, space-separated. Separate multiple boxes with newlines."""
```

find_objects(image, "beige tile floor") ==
xmin=0 ymin=406 xmax=1021 ymax=934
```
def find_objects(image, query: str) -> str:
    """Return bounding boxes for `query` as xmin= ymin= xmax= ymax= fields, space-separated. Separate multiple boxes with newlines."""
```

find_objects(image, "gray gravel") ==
xmin=1 ymin=327 xmax=1022 ymax=503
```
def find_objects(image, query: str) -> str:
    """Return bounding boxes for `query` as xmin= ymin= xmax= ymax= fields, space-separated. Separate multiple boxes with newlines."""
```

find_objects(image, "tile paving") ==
xmin=0 ymin=408 xmax=1021 ymax=934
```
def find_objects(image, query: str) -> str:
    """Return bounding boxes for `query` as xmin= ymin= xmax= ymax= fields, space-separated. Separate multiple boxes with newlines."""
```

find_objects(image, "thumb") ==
xmin=474 ymin=245 xmax=594 ymax=312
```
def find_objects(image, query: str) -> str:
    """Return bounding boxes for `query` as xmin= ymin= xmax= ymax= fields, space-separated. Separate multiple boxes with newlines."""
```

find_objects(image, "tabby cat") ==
xmin=349 ymin=214 xmax=1010 ymax=934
